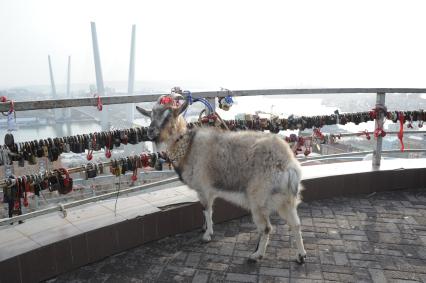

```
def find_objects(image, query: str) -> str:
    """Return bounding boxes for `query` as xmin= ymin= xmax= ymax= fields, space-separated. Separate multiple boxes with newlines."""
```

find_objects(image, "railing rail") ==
xmin=2 ymin=88 xmax=426 ymax=112
xmin=298 ymin=149 xmax=426 ymax=163
xmin=0 ymin=177 xmax=180 ymax=226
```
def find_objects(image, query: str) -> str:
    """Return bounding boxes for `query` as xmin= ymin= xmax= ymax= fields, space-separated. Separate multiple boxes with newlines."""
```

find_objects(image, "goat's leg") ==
xmin=198 ymin=192 xmax=215 ymax=242
xmin=278 ymin=204 xmax=307 ymax=264
xmin=248 ymin=205 xmax=272 ymax=262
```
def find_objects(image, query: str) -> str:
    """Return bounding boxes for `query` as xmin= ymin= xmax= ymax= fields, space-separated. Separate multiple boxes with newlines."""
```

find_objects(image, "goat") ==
xmin=136 ymin=95 xmax=307 ymax=264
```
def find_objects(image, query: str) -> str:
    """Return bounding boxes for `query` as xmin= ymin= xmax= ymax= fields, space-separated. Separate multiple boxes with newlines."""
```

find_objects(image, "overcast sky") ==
xmin=1 ymin=0 xmax=426 ymax=90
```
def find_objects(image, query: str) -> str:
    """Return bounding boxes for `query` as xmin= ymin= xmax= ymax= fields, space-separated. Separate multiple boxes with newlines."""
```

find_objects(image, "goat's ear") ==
xmin=173 ymin=100 xmax=189 ymax=117
xmin=136 ymin=106 xmax=152 ymax=118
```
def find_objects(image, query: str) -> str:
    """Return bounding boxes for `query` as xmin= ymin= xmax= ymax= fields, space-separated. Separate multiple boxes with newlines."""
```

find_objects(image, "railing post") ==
xmin=373 ymin=92 xmax=386 ymax=167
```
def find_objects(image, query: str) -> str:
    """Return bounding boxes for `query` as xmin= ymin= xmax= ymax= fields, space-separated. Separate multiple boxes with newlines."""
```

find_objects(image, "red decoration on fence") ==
xmin=398 ymin=112 xmax=405 ymax=152
xmin=141 ymin=154 xmax=150 ymax=167
xmin=313 ymin=128 xmax=324 ymax=140
xmin=358 ymin=130 xmax=371 ymax=140
xmin=374 ymin=127 xmax=386 ymax=138
xmin=96 ymin=96 xmax=103 ymax=111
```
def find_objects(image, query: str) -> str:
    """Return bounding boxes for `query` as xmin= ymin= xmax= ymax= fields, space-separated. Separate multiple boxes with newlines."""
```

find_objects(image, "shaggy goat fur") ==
xmin=136 ymin=98 xmax=307 ymax=263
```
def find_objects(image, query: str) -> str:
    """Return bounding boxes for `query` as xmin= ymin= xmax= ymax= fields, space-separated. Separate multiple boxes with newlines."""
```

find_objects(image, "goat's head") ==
xmin=136 ymin=94 xmax=189 ymax=143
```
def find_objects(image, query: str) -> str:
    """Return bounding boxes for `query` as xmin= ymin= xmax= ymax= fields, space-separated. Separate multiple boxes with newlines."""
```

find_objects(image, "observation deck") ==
xmin=0 ymin=88 xmax=425 ymax=283
xmin=51 ymin=188 xmax=426 ymax=283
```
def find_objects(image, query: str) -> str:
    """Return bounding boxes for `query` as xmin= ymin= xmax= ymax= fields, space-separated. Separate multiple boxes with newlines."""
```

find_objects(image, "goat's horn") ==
xmin=171 ymin=93 xmax=184 ymax=100
xmin=178 ymin=99 xmax=189 ymax=115
xmin=136 ymin=106 xmax=152 ymax=118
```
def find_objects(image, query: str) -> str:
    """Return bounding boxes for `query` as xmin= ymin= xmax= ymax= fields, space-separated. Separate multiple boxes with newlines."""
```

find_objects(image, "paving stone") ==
xmin=259 ymin=267 xmax=290 ymax=277
xmin=227 ymin=262 xmax=258 ymax=275
xmin=322 ymin=272 xmax=340 ymax=281
xmin=46 ymin=189 xmax=426 ymax=283
xmin=208 ymin=271 xmax=226 ymax=283
xmin=369 ymin=268 xmax=387 ymax=283
xmin=319 ymin=250 xmax=335 ymax=265
xmin=338 ymin=273 xmax=357 ymax=283
xmin=185 ymin=252 xmax=202 ymax=268
xmin=350 ymin=259 xmax=382 ymax=269
xmin=226 ymin=272 xmax=257 ymax=282
xmin=342 ymin=234 xmax=369 ymax=241
xmin=199 ymin=261 xmax=228 ymax=271
xmin=384 ymin=270 xmax=420 ymax=281
xmin=333 ymin=252 xmax=349 ymax=266
xmin=191 ymin=270 xmax=209 ymax=283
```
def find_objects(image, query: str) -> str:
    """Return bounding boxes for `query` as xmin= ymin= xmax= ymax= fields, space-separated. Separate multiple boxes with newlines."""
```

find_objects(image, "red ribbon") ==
xmin=92 ymin=93 xmax=102 ymax=111
xmin=87 ymin=134 xmax=97 ymax=160
xmin=398 ymin=112 xmax=405 ymax=152
xmin=23 ymin=176 xmax=29 ymax=207
xmin=1 ymin=96 xmax=15 ymax=114
xmin=160 ymin=96 xmax=173 ymax=105
xmin=131 ymin=169 xmax=138 ymax=182
xmin=9 ymin=100 xmax=14 ymax=113
xmin=14 ymin=178 xmax=21 ymax=210
xmin=374 ymin=127 xmax=386 ymax=138
xmin=97 ymin=96 xmax=103 ymax=111
xmin=105 ymin=134 xmax=112 ymax=158
xmin=313 ymin=128 xmax=324 ymax=140
xmin=160 ymin=96 xmax=181 ymax=107
xmin=358 ymin=130 xmax=371 ymax=140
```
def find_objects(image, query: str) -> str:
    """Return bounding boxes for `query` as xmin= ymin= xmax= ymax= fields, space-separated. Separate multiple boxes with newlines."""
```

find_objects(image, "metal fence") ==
xmin=1 ymin=88 xmax=426 ymax=225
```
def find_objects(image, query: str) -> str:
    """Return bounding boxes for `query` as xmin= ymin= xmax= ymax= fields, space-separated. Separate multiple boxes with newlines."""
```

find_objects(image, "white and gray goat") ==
xmin=136 ymin=96 xmax=307 ymax=264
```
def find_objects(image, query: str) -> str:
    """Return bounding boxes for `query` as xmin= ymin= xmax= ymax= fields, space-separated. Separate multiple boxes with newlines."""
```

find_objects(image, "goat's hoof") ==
xmin=247 ymin=257 xmax=258 ymax=264
xmin=296 ymin=254 xmax=306 ymax=264
xmin=202 ymin=234 xmax=212 ymax=242
xmin=248 ymin=254 xmax=263 ymax=263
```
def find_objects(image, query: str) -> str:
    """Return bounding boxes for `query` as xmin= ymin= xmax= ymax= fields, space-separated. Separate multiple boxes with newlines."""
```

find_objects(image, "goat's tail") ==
xmin=283 ymin=167 xmax=303 ymax=207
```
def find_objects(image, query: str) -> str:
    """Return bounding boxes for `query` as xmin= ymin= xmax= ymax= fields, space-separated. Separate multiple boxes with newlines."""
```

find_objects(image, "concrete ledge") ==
xmin=0 ymin=201 xmax=248 ymax=283
xmin=1 ymin=166 xmax=425 ymax=283
xmin=302 ymin=168 xmax=426 ymax=201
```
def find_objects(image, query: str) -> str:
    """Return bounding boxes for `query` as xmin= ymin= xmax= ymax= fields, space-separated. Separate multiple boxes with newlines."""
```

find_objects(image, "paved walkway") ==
xmin=48 ymin=189 xmax=426 ymax=283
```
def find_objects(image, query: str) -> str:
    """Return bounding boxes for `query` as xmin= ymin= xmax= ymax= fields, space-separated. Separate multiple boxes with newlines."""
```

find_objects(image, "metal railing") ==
xmin=2 ymin=88 xmax=426 ymax=112
xmin=1 ymin=87 xmax=425 ymax=225
xmin=0 ymin=177 xmax=180 ymax=226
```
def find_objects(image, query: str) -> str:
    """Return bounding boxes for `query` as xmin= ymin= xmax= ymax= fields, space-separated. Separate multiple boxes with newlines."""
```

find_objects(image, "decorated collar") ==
xmin=166 ymin=130 xmax=195 ymax=168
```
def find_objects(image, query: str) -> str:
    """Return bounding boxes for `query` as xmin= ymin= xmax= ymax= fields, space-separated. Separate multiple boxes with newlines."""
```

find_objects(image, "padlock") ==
xmin=121 ymin=158 xmax=128 ymax=174
xmin=4 ymin=133 xmax=15 ymax=148
xmin=86 ymin=163 xmax=97 ymax=179
xmin=116 ymin=163 xmax=122 ymax=177
xmin=48 ymin=173 xmax=62 ymax=192
xmin=58 ymin=168 xmax=73 ymax=194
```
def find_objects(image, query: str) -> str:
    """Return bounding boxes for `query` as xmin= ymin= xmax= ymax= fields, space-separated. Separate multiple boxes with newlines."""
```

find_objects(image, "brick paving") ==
xmin=48 ymin=189 xmax=426 ymax=283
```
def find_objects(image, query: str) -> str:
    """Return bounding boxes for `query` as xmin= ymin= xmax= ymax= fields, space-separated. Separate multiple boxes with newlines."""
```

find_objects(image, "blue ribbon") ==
xmin=183 ymin=90 xmax=214 ymax=115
